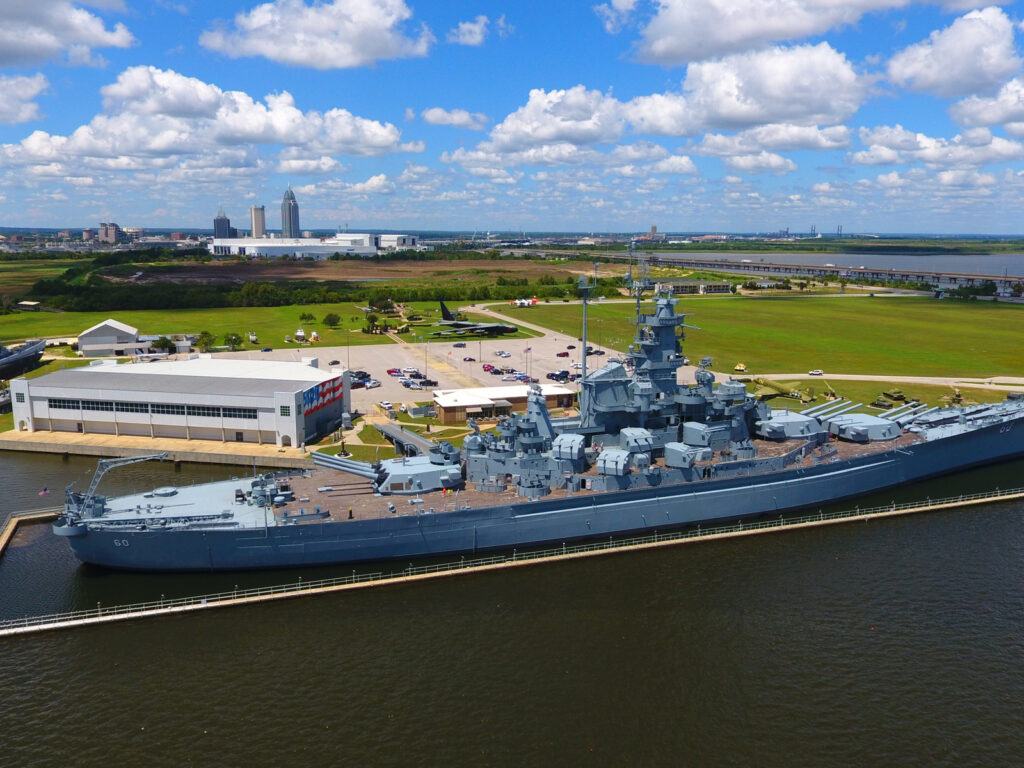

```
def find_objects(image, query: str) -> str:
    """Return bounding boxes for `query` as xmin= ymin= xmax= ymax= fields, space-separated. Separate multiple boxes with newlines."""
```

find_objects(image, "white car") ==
xmin=808 ymin=369 xmax=824 ymax=376
xmin=365 ymin=379 xmax=381 ymax=389
xmin=401 ymin=366 xmax=420 ymax=373
xmin=501 ymin=374 xmax=519 ymax=381
xmin=572 ymin=362 xmax=583 ymax=369
xmin=378 ymin=400 xmax=392 ymax=409
xmin=408 ymin=382 xmax=423 ymax=390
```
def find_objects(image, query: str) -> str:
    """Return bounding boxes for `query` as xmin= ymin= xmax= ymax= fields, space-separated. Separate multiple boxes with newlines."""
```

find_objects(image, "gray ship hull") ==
xmin=0 ymin=339 xmax=44 ymax=379
xmin=63 ymin=416 xmax=1024 ymax=571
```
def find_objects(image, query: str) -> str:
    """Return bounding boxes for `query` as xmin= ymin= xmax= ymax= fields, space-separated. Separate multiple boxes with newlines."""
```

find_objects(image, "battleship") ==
xmin=53 ymin=290 xmax=1024 ymax=571
xmin=0 ymin=338 xmax=45 ymax=380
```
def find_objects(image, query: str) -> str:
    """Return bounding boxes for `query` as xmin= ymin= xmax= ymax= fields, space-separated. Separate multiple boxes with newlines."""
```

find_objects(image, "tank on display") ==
xmin=51 ymin=292 xmax=1024 ymax=571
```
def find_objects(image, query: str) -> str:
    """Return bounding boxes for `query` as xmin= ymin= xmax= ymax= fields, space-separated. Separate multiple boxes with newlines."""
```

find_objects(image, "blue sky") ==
xmin=4 ymin=1 xmax=1024 ymax=233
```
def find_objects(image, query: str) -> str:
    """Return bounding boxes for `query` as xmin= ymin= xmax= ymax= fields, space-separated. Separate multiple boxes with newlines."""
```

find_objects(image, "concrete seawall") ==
xmin=0 ymin=432 xmax=313 ymax=469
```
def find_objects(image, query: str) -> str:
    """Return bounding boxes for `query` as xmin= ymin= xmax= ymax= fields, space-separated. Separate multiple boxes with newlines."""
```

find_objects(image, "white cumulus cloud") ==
xmin=951 ymin=76 xmax=1024 ymax=126
xmin=631 ymin=44 xmax=867 ymax=134
xmin=422 ymin=107 xmax=488 ymax=130
xmin=723 ymin=151 xmax=797 ymax=173
xmin=0 ymin=0 xmax=134 ymax=66
xmin=0 ymin=74 xmax=49 ymax=125
xmin=887 ymin=7 xmax=1021 ymax=98
xmin=489 ymin=85 xmax=628 ymax=149
xmin=447 ymin=15 xmax=488 ymax=46
xmin=0 ymin=66 xmax=415 ymax=181
xmin=200 ymin=0 xmax=434 ymax=69
xmin=633 ymin=0 xmax=900 ymax=64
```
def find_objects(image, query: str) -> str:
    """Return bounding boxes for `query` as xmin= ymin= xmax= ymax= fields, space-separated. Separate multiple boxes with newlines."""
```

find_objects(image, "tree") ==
xmin=223 ymin=332 xmax=242 ymax=351
xmin=151 ymin=336 xmax=175 ymax=352
xmin=299 ymin=312 xmax=315 ymax=323
xmin=195 ymin=331 xmax=216 ymax=352
xmin=322 ymin=312 xmax=340 ymax=327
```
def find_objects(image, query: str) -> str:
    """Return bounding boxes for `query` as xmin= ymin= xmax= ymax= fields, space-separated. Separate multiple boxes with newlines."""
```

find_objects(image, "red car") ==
xmin=556 ymin=351 xmax=569 ymax=357
xmin=482 ymin=363 xmax=494 ymax=371
xmin=387 ymin=368 xmax=401 ymax=376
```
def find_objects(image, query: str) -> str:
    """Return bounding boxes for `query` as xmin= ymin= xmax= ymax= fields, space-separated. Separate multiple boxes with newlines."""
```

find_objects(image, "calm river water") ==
xmin=0 ymin=450 xmax=1022 ymax=767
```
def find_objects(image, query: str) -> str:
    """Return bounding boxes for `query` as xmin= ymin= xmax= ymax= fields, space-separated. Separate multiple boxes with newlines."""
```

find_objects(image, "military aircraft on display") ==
xmin=510 ymin=297 xmax=538 ymax=307
xmin=431 ymin=302 xmax=518 ymax=337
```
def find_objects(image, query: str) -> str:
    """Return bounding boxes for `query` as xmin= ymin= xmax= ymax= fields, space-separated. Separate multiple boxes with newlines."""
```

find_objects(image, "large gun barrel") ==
xmin=801 ymin=399 xmax=848 ymax=417
xmin=311 ymin=451 xmax=386 ymax=481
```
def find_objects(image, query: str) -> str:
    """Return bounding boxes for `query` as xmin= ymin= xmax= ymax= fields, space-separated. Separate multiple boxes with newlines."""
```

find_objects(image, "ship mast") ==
xmin=578 ymin=263 xmax=598 ymax=384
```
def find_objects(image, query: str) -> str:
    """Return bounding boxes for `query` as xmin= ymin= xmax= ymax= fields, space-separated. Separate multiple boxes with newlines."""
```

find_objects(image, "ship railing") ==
xmin=2 ymin=485 xmax=1023 ymax=633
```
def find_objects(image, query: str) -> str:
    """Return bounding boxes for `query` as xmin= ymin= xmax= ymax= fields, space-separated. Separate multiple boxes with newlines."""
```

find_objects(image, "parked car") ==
xmin=401 ymin=366 xmax=419 ymax=373
xmin=490 ymin=368 xmax=504 ymax=376
xmin=350 ymin=379 xmax=365 ymax=389
xmin=353 ymin=370 xmax=370 ymax=379
xmin=409 ymin=371 xmax=425 ymax=379
xmin=365 ymin=379 xmax=381 ymax=389
xmin=501 ymin=374 xmax=519 ymax=381
xmin=463 ymin=356 xmax=475 ymax=362
xmin=421 ymin=378 xmax=438 ymax=387
xmin=566 ymin=344 xmax=576 ymax=349
xmin=261 ymin=347 xmax=273 ymax=352
xmin=453 ymin=342 xmax=466 ymax=348
xmin=387 ymin=368 xmax=401 ymax=376
xmin=408 ymin=382 xmax=423 ymax=390
xmin=556 ymin=351 xmax=569 ymax=357
xmin=592 ymin=350 xmax=606 ymax=356
xmin=378 ymin=400 xmax=392 ymax=409
xmin=328 ymin=359 xmax=340 ymax=366
xmin=808 ymin=369 xmax=824 ymax=376
xmin=482 ymin=363 xmax=494 ymax=371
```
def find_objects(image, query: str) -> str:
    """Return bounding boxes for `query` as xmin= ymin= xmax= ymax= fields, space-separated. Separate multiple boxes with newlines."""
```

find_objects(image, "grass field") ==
xmin=0 ymin=303 xmax=395 ymax=349
xmin=521 ymin=295 xmax=1024 ymax=378
xmin=0 ymin=259 xmax=85 ymax=299
xmin=746 ymin=378 xmax=1007 ymax=409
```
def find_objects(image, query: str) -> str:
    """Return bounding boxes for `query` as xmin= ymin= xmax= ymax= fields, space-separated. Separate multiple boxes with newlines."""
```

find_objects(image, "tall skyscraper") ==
xmin=213 ymin=207 xmax=231 ymax=238
xmin=281 ymin=187 xmax=300 ymax=238
xmin=250 ymin=205 xmax=266 ymax=238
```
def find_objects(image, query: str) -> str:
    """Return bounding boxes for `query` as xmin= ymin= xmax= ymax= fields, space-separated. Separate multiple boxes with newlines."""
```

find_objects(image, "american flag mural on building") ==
xmin=303 ymin=376 xmax=344 ymax=416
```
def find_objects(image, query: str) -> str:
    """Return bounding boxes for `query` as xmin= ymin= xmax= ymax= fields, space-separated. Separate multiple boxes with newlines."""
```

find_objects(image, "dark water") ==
xmin=1 ymin=451 xmax=1022 ymax=767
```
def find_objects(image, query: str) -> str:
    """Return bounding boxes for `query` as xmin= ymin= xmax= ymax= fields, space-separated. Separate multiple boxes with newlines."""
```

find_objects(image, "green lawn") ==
xmin=0 ymin=303 xmax=395 ymax=349
xmin=0 ymin=259 xmax=86 ymax=299
xmin=524 ymin=296 xmax=1024 ymax=378
xmin=746 ymin=378 xmax=1007 ymax=409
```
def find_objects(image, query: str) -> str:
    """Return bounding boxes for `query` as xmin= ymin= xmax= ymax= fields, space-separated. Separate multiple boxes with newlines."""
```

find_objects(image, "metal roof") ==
xmin=25 ymin=358 xmax=343 ymax=398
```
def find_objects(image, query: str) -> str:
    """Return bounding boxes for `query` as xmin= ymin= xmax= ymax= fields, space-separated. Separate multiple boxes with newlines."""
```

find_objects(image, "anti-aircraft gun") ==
xmin=939 ymin=387 xmax=978 ymax=406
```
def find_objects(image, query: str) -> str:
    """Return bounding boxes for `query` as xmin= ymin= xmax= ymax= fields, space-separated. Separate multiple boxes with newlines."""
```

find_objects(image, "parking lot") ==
xmin=219 ymin=324 xmax=698 ymax=415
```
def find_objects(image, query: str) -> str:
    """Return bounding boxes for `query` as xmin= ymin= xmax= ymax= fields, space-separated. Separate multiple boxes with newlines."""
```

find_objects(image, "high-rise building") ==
xmin=82 ymin=228 xmax=95 ymax=242
xmin=281 ymin=187 xmax=300 ymax=238
xmin=213 ymin=207 xmax=231 ymax=239
xmin=98 ymin=222 xmax=122 ymax=244
xmin=250 ymin=205 xmax=266 ymax=238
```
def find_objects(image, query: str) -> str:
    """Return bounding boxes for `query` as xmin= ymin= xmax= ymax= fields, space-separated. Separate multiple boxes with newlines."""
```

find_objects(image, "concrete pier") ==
xmin=0 ymin=430 xmax=313 ymax=469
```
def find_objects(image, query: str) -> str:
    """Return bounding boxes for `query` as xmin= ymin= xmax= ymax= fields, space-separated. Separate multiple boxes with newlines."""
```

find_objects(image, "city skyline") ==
xmin=4 ymin=2 xmax=1024 ymax=233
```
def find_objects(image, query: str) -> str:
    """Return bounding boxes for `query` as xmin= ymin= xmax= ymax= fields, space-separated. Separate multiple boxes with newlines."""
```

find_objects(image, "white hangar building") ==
xmin=9 ymin=356 xmax=350 ymax=448
xmin=78 ymin=318 xmax=195 ymax=358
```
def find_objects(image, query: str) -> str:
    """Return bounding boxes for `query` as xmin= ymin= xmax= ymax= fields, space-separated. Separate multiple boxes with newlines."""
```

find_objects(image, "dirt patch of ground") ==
xmin=111 ymin=259 xmax=601 ymax=285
